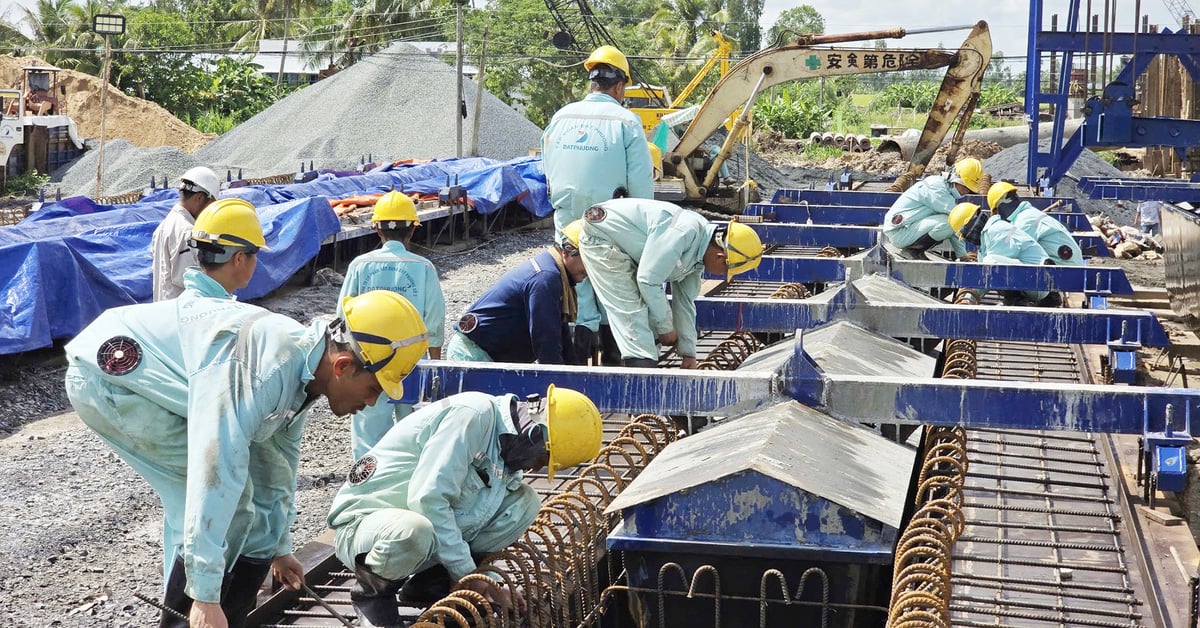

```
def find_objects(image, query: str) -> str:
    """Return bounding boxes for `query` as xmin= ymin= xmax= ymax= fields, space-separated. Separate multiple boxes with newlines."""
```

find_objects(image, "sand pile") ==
xmin=0 ymin=55 xmax=214 ymax=152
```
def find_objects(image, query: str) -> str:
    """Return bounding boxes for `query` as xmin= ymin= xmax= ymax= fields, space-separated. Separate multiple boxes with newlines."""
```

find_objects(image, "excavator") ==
xmin=661 ymin=21 xmax=992 ymax=211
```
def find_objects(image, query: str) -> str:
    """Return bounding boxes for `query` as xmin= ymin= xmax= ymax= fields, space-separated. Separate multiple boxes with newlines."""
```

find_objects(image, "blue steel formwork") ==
xmin=746 ymin=202 xmax=1092 ymax=231
xmin=766 ymin=189 xmax=1081 ymax=213
xmin=1079 ymin=176 xmax=1200 ymax=203
xmin=746 ymin=222 xmax=1111 ymax=256
xmin=1026 ymin=0 xmax=1200 ymax=187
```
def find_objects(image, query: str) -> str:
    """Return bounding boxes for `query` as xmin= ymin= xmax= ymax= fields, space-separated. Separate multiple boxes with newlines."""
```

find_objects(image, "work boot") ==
xmin=1037 ymin=291 xmax=1063 ymax=308
xmin=622 ymin=357 xmax=659 ymax=368
xmin=898 ymin=234 xmax=938 ymax=260
xmin=999 ymin=290 xmax=1032 ymax=307
xmin=350 ymin=557 xmax=404 ymax=628
xmin=397 ymin=563 xmax=453 ymax=608
xmin=159 ymin=555 xmax=272 ymax=628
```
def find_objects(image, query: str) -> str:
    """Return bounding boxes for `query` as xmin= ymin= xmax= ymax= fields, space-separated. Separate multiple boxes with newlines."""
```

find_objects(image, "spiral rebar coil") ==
xmin=697 ymin=331 xmax=765 ymax=371
xmin=886 ymin=300 xmax=975 ymax=628
xmin=411 ymin=414 xmax=681 ymax=627
xmin=768 ymin=283 xmax=811 ymax=300
xmin=816 ymin=246 xmax=842 ymax=258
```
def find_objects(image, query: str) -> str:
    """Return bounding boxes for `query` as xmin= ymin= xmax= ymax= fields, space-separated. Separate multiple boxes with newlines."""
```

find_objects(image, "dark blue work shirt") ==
xmin=458 ymin=250 xmax=573 ymax=364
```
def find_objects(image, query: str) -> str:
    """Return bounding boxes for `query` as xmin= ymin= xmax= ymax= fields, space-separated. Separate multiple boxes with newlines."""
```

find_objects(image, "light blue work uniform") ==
xmin=183 ymin=266 xmax=234 ymax=299
xmin=1007 ymin=201 xmax=1085 ymax=266
xmin=338 ymin=240 xmax=445 ymax=460
xmin=881 ymin=174 xmax=967 ymax=256
xmin=444 ymin=333 xmax=492 ymax=361
xmin=64 ymin=296 xmax=322 ymax=604
xmin=578 ymin=198 xmax=714 ymax=361
xmin=980 ymin=214 xmax=1051 ymax=301
xmin=542 ymin=92 xmax=655 ymax=333
xmin=328 ymin=392 xmax=540 ymax=583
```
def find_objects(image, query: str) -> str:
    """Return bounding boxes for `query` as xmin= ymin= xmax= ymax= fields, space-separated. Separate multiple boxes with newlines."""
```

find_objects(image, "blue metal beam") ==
xmin=746 ymin=203 xmax=1091 ymax=231
xmin=692 ymin=297 xmax=1169 ymax=346
xmin=1079 ymin=177 xmax=1200 ymax=202
xmin=750 ymin=223 xmax=880 ymax=248
xmin=767 ymin=190 xmax=1080 ymax=213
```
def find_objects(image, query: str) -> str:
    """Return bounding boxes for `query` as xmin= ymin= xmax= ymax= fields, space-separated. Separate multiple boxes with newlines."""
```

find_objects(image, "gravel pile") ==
xmin=195 ymin=43 xmax=544 ymax=178
xmin=984 ymin=141 xmax=1132 ymax=224
xmin=0 ymin=227 xmax=552 ymax=627
xmin=51 ymin=140 xmax=201 ymax=199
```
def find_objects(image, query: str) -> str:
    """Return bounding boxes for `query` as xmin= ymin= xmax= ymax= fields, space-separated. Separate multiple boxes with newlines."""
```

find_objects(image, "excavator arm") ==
xmin=665 ymin=21 xmax=992 ymax=205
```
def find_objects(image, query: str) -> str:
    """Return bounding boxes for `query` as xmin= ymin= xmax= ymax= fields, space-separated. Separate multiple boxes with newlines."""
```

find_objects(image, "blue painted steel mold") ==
xmin=1080 ymin=177 xmax=1200 ymax=203
xmin=746 ymin=203 xmax=1091 ymax=231
xmin=1156 ymin=446 xmax=1187 ymax=493
xmin=750 ymin=222 xmax=1109 ymax=256
xmin=768 ymin=188 xmax=1080 ymax=213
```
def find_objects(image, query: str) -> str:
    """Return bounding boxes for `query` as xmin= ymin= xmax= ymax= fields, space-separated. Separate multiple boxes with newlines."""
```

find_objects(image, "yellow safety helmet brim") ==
xmin=338 ymin=291 xmax=430 ymax=400
xmin=191 ymin=198 xmax=269 ymax=251
xmin=948 ymin=202 xmax=981 ymax=237
xmin=372 ymin=191 xmax=420 ymax=226
xmin=987 ymin=181 xmax=1019 ymax=211
xmin=722 ymin=221 xmax=764 ymax=281
xmin=545 ymin=384 xmax=602 ymax=480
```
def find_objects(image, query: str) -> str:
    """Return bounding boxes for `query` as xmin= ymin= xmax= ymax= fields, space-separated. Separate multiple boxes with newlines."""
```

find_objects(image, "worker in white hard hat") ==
xmin=881 ymin=158 xmax=983 ymax=260
xmin=63 ymin=289 xmax=429 ymax=628
xmin=328 ymin=385 xmax=602 ymax=627
xmin=578 ymin=198 xmax=763 ymax=368
xmin=338 ymin=191 xmax=446 ymax=460
xmin=185 ymin=198 xmax=269 ymax=299
xmin=150 ymin=166 xmax=221 ymax=301
xmin=542 ymin=45 xmax=654 ymax=365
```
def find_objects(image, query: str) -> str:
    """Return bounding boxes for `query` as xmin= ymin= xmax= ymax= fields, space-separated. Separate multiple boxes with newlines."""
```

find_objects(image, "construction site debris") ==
xmin=194 ymin=42 xmax=544 ymax=178
xmin=0 ymin=55 xmax=214 ymax=153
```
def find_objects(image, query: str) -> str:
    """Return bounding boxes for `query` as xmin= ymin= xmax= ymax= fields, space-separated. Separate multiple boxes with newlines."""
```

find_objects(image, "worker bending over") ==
xmin=988 ymin=181 xmax=1084 ymax=266
xmin=65 ymin=290 xmax=428 ymax=627
xmin=338 ymin=191 xmax=446 ymax=459
xmin=578 ymin=198 xmax=763 ymax=368
xmin=328 ymin=386 xmax=603 ymax=627
xmin=952 ymin=202 xmax=1062 ymax=307
xmin=881 ymin=158 xmax=983 ymax=259
xmin=151 ymin=166 xmax=220 ymax=300
xmin=542 ymin=45 xmax=655 ymax=362
xmin=445 ymin=221 xmax=587 ymax=364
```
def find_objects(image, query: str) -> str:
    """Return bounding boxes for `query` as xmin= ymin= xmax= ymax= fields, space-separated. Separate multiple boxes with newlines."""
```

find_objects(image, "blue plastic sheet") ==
xmin=225 ymin=156 xmax=553 ymax=218
xmin=0 ymin=194 xmax=339 ymax=355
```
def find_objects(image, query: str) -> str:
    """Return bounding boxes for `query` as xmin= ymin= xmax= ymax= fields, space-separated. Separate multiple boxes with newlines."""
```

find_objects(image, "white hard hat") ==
xmin=180 ymin=166 xmax=220 ymax=199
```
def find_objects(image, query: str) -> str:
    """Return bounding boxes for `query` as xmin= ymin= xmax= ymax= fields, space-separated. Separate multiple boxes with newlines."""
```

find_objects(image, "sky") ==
xmin=758 ymin=1 xmax=1182 ymax=65
xmin=1 ymin=0 xmax=1186 ymax=62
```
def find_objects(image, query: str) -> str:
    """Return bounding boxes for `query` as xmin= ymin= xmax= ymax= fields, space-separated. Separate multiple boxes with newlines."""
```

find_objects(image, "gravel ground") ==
xmin=0 ymin=227 xmax=552 ymax=627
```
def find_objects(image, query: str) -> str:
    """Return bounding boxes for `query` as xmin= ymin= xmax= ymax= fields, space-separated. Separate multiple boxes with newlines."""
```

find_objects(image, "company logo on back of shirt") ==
xmin=574 ymin=130 xmax=589 ymax=143
xmin=561 ymin=127 xmax=608 ymax=152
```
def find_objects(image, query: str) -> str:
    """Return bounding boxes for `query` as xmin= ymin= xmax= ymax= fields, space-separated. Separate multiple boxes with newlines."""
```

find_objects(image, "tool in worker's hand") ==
xmin=132 ymin=591 xmax=187 ymax=620
xmin=301 ymin=582 xmax=356 ymax=627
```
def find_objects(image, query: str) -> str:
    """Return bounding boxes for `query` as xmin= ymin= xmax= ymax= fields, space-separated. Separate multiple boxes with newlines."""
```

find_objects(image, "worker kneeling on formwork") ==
xmin=64 ymin=289 xmax=428 ymax=628
xmin=952 ymin=202 xmax=1063 ymax=308
xmin=339 ymin=191 xmax=446 ymax=460
xmin=988 ymin=181 xmax=1084 ymax=267
xmin=444 ymin=220 xmax=588 ymax=364
xmin=328 ymin=385 xmax=603 ymax=627
xmin=577 ymin=197 xmax=763 ymax=368
xmin=881 ymin=158 xmax=983 ymax=260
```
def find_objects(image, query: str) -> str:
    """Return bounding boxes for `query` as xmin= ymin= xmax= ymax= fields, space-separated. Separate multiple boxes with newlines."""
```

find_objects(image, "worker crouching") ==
xmin=881 ymin=158 xmax=983 ymax=259
xmin=988 ymin=181 xmax=1084 ymax=267
xmin=577 ymin=198 xmax=762 ymax=368
xmin=445 ymin=220 xmax=587 ymax=364
xmin=952 ymin=202 xmax=1063 ymax=307
xmin=327 ymin=385 xmax=603 ymax=627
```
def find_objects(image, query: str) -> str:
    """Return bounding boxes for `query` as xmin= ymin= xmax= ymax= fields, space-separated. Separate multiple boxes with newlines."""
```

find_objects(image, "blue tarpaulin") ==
xmin=0 ymin=194 xmax=339 ymax=355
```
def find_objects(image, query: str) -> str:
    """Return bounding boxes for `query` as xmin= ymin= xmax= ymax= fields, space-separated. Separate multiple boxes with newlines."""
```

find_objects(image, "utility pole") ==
xmin=455 ymin=1 xmax=465 ymax=158
xmin=92 ymin=14 xmax=125 ymax=199
xmin=471 ymin=24 xmax=488 ymax=157
xmin=277 ymin=0 xmax=290 ymax=84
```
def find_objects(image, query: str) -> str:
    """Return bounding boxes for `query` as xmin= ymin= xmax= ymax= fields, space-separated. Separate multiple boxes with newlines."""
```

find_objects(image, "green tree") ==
xmin=113 ymin=7 xmax=202 ymax=116
xmin=721 ymin=0 xmax=762 ymax=51
xmin=764 ymin=4 xmax=823 ymax=47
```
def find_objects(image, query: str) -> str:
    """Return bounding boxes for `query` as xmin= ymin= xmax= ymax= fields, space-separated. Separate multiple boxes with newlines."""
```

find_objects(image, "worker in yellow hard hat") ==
xmin=151 ymin=166 xmax=221 ymax=300
xmin=445 ymin=219 xmax=589 ymax=365
xmin=542 ymin=44 xmax=654 ymax=365
xmin=950 ymin=201 xmax=1062 ymax=306
xmin=327 ymin=384 xmax=602 ymax=625
xmin=186 ymin=197 xmax=268 ymax=298
xmin=338 ymin=190 xmax=446 ymax=460
xmin=881 ymin=157 xmax=984 ymax=260
xmin=64 ymin=288 xmax=428 ymax=627
xmin=987 ymin=181 xmax=1084 ymax=267
xmin=578 ymin=197 xmax=763 ymax=368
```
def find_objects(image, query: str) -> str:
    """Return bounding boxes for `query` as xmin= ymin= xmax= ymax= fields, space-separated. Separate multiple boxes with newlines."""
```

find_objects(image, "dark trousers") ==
xmin=159 ymin=555 xmax=272 ymax=628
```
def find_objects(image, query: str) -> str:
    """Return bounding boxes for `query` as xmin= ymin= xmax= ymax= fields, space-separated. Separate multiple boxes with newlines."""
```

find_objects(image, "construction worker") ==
xmin=185 ymin=198 xmax=268 ymax=299
xmin=541 ymin=45 xmax=655 ymax=363
xmin=64 ymin=290 xmax=429 ymax=627
xmin=445 ymin=220 xmax=587 ymax=364
xmin=338 ymin=191 xmax=446 ymax=460
xmin=328 ymin=385 xmax=603 ymax=627
xmin=952 ymin=202 xmax=1061 ymax=307
xmin=881 ymin=158 xmax=984 ymax=259
xmin=577 ymin=198 xmax=763 ymax=368
xmin=151 ymin=166 xmax=221 ymax=301
xmin=988 ymin=181 xmax=1084 ymax=266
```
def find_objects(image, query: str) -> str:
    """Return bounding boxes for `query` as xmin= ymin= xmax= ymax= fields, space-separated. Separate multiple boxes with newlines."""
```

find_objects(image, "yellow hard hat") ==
xmin=191 ymin=198 xmax=269 ymax=251
xmin=372 ymin=191 xmax=419 ymax=227
xmin=987 ymin=181 xmax=1019 ymax=211
xmin=560 ymin=220 xmax=584 ymax=255
xmin=337 ymin=290 xmax=430 ymax=400
xmin=948 ymin=202 xmax=981 ymax=237
xmin=545 ymin=384 xmax=602 ymax=479
xmin=647 ymin=142 xmax=663 ymax=180
xmin=584 ymin=45 xmax=631 ymax=85
xmin=951 ymin=158 xmax=983 ymax=193
xmin=720 ymin=221 xmax=764 ymax=280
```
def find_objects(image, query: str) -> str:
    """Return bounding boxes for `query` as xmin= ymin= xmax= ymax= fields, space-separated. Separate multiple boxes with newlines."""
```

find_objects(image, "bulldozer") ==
xmin=0 ymin=65 xmax=84 ymax=188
